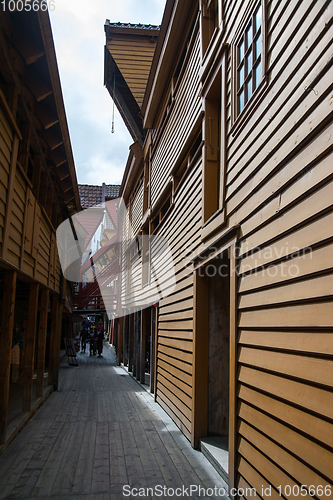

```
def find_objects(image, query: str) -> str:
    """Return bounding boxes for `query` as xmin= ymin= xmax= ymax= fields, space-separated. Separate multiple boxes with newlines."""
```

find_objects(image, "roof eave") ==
xmin=37 ymin=10 xmax=81 ymax=214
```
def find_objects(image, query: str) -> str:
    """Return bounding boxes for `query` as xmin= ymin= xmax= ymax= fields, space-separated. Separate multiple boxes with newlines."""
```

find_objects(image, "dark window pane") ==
xmin=246 ymin=78 xmax=253 ymax=100
xmin=246 ymin=50 xmax=253 ymax=75
xmin=238 ymin=64 xmax=244 ymax=88
xmin=255 ymin=32 xmax=261 ymax=60
xmin=239 ymin=41 xmax=244 ymax=61
xmin=254 ymin=60 xmax=261 ymax=89
xmin=246 ymin=24 xmax=253 ymax=48
xmin=238 ymin=91 xmax=244 ymax=113
xmin=255 ymin=6 xmax=262 ymax=33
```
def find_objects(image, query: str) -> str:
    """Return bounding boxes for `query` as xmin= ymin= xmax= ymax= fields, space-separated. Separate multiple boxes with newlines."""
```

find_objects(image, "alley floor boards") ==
xmin=0 ymin=343 xmax=228 ymax=499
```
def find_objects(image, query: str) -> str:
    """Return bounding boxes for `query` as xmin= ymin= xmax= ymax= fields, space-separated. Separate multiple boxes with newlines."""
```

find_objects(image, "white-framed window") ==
xmin=232 ymin=1 xmax=267 ymax=128
xmin=236 ymin=4 xmax=262 ymax=115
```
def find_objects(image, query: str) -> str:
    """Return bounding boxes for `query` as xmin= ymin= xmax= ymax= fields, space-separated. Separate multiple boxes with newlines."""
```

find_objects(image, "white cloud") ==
xmin=49 ymin=0 xmax=165 ymax=185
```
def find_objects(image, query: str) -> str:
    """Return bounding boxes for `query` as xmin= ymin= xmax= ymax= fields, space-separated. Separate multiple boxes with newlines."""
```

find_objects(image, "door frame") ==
xmin=192 ymin=227 xmax=238 ymax=489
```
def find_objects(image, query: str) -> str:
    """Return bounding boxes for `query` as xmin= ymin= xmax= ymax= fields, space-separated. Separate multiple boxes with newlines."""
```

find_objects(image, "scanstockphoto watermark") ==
xmin=123 ymin=484 xmax=257 ymax=497
xmin=184 ymin=244 xmax=313 ymax=279
xmin=56 ymin=198 xmax=176 ymax=319
xmin=123 ymin=484 xmax=332 ymax=498
xmin=56 ymin=198 xmax=314 ymax=315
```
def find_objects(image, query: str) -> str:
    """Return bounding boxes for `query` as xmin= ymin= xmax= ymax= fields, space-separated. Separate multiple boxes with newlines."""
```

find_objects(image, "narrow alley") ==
xmin=0 ymin=343 xmax=228 ymax=499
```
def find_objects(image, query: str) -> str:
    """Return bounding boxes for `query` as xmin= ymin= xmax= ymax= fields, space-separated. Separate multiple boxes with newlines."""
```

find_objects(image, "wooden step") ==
xmin=199 ymin=436 xmax=229 ymax=483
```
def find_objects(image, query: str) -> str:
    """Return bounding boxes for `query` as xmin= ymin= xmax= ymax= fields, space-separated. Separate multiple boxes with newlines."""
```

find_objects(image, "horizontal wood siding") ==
xmin=155 ymin=159 xmax=203 ymax=437
xmin=7 ymin=168 xmax=26 ymax=268
xmin=0 ymin=103 xmax=13 ymax=248
xmin=108 ymin=35 xmax=156 ymax=107
xmin=131 ymin=179 xmax=144 ymax=237
xmin=224 ymin=0 xmax=333 ymax=495
xmin=150 ymin=31 xmax=201 ymax=209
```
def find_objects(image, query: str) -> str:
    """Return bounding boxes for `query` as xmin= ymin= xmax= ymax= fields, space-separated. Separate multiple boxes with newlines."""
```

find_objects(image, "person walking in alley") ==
xmin=88 ymin=322 xmax=97 ymax=355
xmin=97 ymin=320 xmax=105 ymax=357
xmin=80 ymin=325 xmax=88 ymax=353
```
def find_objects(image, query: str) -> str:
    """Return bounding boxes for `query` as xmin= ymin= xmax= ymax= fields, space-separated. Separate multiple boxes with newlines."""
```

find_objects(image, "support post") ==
xmin=228 ymin=243 xmax=238 ymax=490
xmin=48 ymin=293 xmax=58 ymax=386
xmin=150 ymin=306 xmax=155 ymax=394
xmin=132 ymin=313 xmax=137 ymax=377
xmin=140 ymin=309 xmax=147 ymax=384
xmin=117 ymin=316 xmax=123 ymax=366
xmin=52 ymin=304 xmax=63 ymax=389
xmin=0 ymin=270 xmax=17 ymax=444
xmin=128 ymin=313 xmax=134 ymax=372
xmin=23 ymin=282 xmax=39 ymax=412
xmin=153 ymin=304 xmax=159 ymax=400
xmin=191 ymin=270 xmax=209 ymax=448
xmin=123 ymin=315 xmax=128 ymax=366
xmin=36 ymin=288 xmax=49 ymax=397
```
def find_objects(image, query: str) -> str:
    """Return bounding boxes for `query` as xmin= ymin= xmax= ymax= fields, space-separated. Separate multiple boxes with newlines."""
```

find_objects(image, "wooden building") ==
xmin=0 ymin=7 xmax=80 ymax=450
xmin=105 ymin=0 xmax=333 ymax=494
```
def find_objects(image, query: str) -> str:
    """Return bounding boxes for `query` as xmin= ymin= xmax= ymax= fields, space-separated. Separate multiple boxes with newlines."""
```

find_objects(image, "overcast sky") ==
xmin=49 ymin=0 xmax=166 ymax=186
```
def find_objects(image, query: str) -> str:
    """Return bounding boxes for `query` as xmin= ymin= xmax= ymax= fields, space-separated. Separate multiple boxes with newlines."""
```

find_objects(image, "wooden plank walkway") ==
xmin=0 ymin=343 xmax=228 ymax=499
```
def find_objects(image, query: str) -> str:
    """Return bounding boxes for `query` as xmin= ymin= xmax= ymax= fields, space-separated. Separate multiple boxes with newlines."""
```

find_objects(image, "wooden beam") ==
xmin=7 ymin=84 xmax=19 ymax=120
xmin=0 ymin=88 xmax=22 ymax=139
xmin=18 ymin=122 xmax=32 ymax=172
xmin=48 ymin=232 xmax=56 ymax=285
xmin=0 ymin=271 xmax=17 ymax=444
xmin=45 ymin=184 xmax=53 ymax=218
xmin=35 ymin=103 xmax=59 ymax=129
xmin=153 ymin=304 xmax=159 ymax=400
xmin=2 ymin=134 xmax=20 ymax=261
xmin=117 ymin=316 xmax=124 ymax=366
xmin=12 ymin=29 xmax=44 ymax=65
xmin=43 ymin=128 xmax=63 ymax=150
xmin=60 ymin=176 xmax=74 ymax=193
xmin=48 ymin=294 xmax=58 ymax=387
xmin=63 ymin=189 xmax=75 ymax=203
xmin=132 ymin=313 xmax=137 ymax=377
xmin=38 ymin=170 xmax=48 ymax=208
xmin=228 ymin=243 xmax=238 ymax=490
xmin=36 ymin=288 xmax=49 ymax=397
xmin=150 ymin=306 xmax=155 ymax=394
xmin=191 ymin=270 xmax=209 ymax=448
xmin=22 ymin=283 xmax=39 ymax=412
xmin=52 ymin=303 xmax=63 ymax=389
xmin=140 ymin=308 xmax=147 ymax=383
xmin=128 ymin=313 xmax=134 ymax=372
xmin=25 ymin=66 xmax=52 ymax=102
xmin=123 ymin=316 xmax=128 ymax=366
xmin=54 ymin=163 xmax=70 ymax=181
xmin=48 ymin=148 xmax=67 ymax=167
xmin=31 ymin=154 xmax=42 ymax=200
xmin=51 ymin=201 xmax=58 ymax=229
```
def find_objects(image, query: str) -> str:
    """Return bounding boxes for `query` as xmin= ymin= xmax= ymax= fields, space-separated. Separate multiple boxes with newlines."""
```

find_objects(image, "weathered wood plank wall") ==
xmin=0 ymin=99 xmax=61 ymax=292
xmin=119 ymin=0 xmax=332 ymax=492
xmin=222 ymin=0 xmax=333 ymax=493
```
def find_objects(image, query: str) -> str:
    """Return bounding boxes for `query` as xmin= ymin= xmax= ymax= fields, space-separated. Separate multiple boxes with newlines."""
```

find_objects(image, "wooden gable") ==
xmin=107 ymin=32 xmax=157 ymax=108
xmin=104 ymin=22 xmax=159 ymax=145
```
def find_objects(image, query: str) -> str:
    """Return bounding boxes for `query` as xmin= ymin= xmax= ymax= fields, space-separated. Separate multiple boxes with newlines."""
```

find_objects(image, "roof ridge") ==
xmin=105 ymin=20 xmax=160 ymax=30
